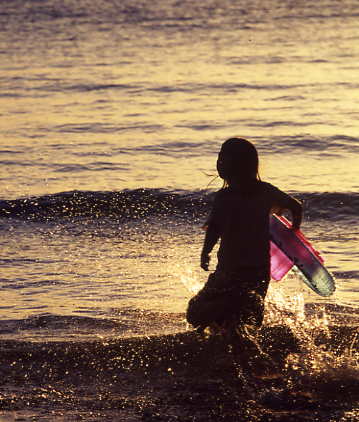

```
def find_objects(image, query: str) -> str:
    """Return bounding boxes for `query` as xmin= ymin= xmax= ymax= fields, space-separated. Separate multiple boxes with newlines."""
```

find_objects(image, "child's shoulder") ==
xmin=215 ymin=181 xmax=278 ymax=194
xmin=260 ymin=181 xmax=287 ymax=195
xmin=259 ymin=181 xmax=279 ymax=191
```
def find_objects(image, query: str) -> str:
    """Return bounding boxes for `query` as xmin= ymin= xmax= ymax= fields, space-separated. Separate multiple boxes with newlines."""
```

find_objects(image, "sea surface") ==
xmin=0 ymin=0 xmax=358 ymax=420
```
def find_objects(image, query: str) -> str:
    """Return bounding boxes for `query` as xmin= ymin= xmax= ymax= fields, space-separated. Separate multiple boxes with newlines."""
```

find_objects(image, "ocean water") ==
xmin=0 ymin=0 xmax=358 ymax=420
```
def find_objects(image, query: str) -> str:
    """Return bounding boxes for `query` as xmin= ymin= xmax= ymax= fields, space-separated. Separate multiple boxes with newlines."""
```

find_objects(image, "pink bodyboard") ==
xmin=270 ymin=215 xmax=324 ymax=281
xmin=270 ymin=241 xmax=294 ymax=281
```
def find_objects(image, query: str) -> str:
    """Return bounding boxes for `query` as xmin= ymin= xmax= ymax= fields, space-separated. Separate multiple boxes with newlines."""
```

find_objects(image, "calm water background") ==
xmin=0 ymin=0 xmax=358 ymax=340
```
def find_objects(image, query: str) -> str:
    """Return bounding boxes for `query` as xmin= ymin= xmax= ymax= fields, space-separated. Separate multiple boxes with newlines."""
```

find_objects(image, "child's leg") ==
xmin=186 ymin=272 xmax=236 ymax=329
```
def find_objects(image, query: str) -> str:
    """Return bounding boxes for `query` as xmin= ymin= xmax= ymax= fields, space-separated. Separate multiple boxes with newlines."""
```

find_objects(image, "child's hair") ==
xmin=217 ymin=137 xmax=261 ymax=188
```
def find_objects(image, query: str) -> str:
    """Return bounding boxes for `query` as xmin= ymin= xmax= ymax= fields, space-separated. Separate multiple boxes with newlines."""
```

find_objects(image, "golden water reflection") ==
xmin=1 ymin=218 xmax=357 ymax=327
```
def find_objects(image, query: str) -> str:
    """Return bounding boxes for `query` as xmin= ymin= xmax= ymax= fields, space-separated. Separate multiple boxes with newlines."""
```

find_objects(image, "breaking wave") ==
xmin=0 ymin=189 xmax=357 ymax=223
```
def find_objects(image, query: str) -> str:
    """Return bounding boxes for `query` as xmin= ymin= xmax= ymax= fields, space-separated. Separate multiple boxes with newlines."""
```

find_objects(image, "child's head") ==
xmin=217 ymin=137 xmax=260 ymax=186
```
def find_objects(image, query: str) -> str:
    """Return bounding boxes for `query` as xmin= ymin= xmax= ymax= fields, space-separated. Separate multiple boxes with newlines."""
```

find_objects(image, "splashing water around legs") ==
xmin=263 ymin=285 xmax=359 ymax=415
xmin=181 ymin=271 xmax=358 ymax=415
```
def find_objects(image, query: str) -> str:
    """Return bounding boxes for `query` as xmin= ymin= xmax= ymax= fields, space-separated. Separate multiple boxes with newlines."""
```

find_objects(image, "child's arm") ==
xmin=289 ymin=199 xmax=302 ymax=230
xmin=272 ymin=195 xmax=303 ymax=230
xmin=200 ymin=224 xmax=220 ymax=271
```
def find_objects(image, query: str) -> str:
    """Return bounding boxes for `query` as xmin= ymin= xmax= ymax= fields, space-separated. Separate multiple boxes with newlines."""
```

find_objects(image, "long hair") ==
xmin=217 ymin=138 xmax=261 ymax=189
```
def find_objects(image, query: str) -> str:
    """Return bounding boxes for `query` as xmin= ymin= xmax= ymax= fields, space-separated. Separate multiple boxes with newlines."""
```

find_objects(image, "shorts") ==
xmin=186 ymin=270 xmax=269 ymax=329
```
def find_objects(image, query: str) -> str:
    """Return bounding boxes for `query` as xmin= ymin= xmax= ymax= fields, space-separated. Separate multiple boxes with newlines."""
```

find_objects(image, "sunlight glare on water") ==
xmin=1 ymin=0 xmax=359 ymax=196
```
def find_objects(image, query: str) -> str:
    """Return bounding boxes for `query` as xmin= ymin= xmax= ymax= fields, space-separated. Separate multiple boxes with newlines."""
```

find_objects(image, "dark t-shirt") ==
xmin=207 ymin=181 xmax=300 ymax=281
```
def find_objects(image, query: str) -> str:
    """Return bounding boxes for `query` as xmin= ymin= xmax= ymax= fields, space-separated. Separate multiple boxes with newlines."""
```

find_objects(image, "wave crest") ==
xmin=0 ymin=189 xmax=358 ymax=222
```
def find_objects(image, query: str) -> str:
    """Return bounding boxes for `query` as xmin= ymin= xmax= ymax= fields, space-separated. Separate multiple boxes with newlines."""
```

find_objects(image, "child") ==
xmin=186 ymin=138 xmax=302 ymax=371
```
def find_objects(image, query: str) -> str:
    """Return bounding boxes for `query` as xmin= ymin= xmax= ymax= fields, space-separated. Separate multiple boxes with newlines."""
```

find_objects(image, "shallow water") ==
xmin=0 ymin=0 xmax=358 ymax=420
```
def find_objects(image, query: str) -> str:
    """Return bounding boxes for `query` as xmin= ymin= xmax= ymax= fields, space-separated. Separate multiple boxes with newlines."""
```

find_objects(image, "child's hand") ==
xmin=200 ymin=252 xmax=210 ymax=271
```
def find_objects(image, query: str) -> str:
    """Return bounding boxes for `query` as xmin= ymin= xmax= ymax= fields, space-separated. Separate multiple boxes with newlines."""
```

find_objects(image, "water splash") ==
xmin=179 ymin=268 xmax=203 ymax=294
xmin=264 ymin=283 xmax=359 ymax=412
